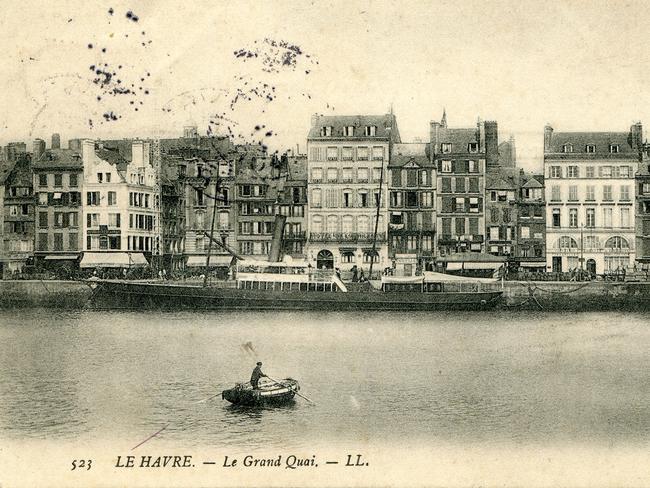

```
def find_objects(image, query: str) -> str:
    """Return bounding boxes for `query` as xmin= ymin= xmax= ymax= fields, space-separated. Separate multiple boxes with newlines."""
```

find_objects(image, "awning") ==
xmin=439 ymin=252 xmax=505 ymax=263
xmin=44 ymin=254 xmax=79 ymax=260
xmin=80 ymin=252 xmax=148 ymax=268
xmin=445 ymin=261 xmax=503 ymax=270
xmin=186 ymin=255 xmax=235 ymax=267
xmin=519 ymin=262 xmax=547 ymax=268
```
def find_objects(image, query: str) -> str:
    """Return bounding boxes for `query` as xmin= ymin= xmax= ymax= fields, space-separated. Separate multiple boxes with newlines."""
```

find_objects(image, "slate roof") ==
xmin=547 ymin=131 xmax=638 ymax=155
xmin=308 ymin=114 xmax=401 ymax=142
xmin=33 ymin=149 xmax=83 ymax=170
xmin=434 ymin=127 xmax=481 ymax=155
xmin=486 ymin=175 xmax=516 ymax=190
xmin=522 ymin=175 xmax=544 ymax=189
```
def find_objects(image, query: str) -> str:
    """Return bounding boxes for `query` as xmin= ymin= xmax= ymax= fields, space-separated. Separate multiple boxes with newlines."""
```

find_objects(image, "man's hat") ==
xmin=257 ymin=361 xmax=262 ymax=365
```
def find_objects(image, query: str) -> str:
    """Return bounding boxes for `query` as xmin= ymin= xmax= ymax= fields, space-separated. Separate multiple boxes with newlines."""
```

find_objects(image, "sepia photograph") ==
xmin=1 ymin=0 xmax=650 ymax=486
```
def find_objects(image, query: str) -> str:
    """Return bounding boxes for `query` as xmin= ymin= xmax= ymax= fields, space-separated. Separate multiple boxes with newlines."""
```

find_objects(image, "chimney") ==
xmin=544 ymin=124 xmax=553 ymax=152
xmin=81 ymin=139 xmax=95 ymax=166
xmin=430 ymin=120 xmax=441 ymax=158
xmin=310 ymin=114 xmax=319 ymax=127
xmin=484 ymin=121 xmax=499 ymax=169
xmin=630 ymin=122 xmax=643 ymax=154
xmin=132 ymin=140 xmax=144 ymax=168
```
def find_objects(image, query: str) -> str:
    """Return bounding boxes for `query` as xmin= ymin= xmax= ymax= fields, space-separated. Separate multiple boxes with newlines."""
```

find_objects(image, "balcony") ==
xmin=283 ymin=231 xmax=307 ymax=240
xmin=309 ymin=232 xmax=386 ymax=243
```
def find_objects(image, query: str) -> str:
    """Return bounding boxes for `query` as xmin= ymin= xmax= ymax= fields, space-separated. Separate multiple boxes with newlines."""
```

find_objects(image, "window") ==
xmin=53 ymin=233 xmax=63 ymax=251
xmin=441 ymin=218 xmax=452 ymax=237
xmin=621 ymin=208 xmax=630 ymax=228
xmin=586 ymin=185 xmax=595 ymax=201
xmin=343 ymin=126 xmax=354 ymax=137
xmin=552 ymin=208 xmax=561 ymax=228
xmin=327 ymin=168 xmax=338 ymax=182
xmin=562 ymin=144 xmax=573 ymax=153
xmin=419 ymin=170 xmax=428 ymax=186
xmin=468 ymin=160 xmax=478 ymax=173
xmin=567 ymin=166 xmax=579 ymax=178
xmin=343 ymin=190 xmax=353 ymax=208
xmin=491 ymin=208 xmax=499 ymax=222
xmin=53 ymin=174 xmax=63 ymax=188
xmin=38 ymin=233 xmax=48 ymax=251
xmin=603 ymin=185 xmax=612 ymax=201
xmin=469 ymin=197 xmax=479 ymax=213
xmin=605 ymin=236 xmax=629 ymax=250
xmin=550 ymin=166 xmax=562 ymax=178
xmin=372 ymin=167 xmax=382 ymax=183
xmin=372 ymin=146 xmax=384 ymax=160
xmin=455 ymin=197 xmax=465 ymax=212
xmin=441 ymin=160 xmax=452 ymax=173
xmin=586 ymin=208 xmax=595 ymax=228
xmin=586 ymin=144 xmax=596 ymax=153
xmin=644 ymin=183 xmax=650 ymax=195
xmin=196 ymin=189 xmax=204 ymax=206
xmin=620 ymin=185 xmax=630 ymax=201
xmin=311 ymin=189 xmax=321 ymax=207
xmin=468 ymin=142 xmax=478 ymax=153
xmin=586 ymin=166 xmax=595 ymax=178
xmin=390 ymin=191 xmax=403 ymax=207
xmin=86 ymin=191 xmax=100 ymax=206
xmin=39 ymin=174 xmax=48 ymax=187
xmin=441 ymin=143 xmax=452 ymax=153
xmin=311 ymin=168 xmax=322 ymax=182
xmin=455 ymin=177 xmax=465 ymax=193
xmin=441 ymin=177 xmax=452 ymax=193
xmin=108 ymin=191 xmax=117 ymax=206
xmin=503 ymin=208 xmax=511 ymax=223
xmin=108 ymin=213 xmax=121 ymax=228
xmin=551 ymin=185 xmax=561 ymax=201
xmin=489 ymin=226 xmax=499 ymax=241
xmin=455 ymin=217 xmax=465 ymax=235
xmin=358 ymin=190 xmax=369 ymax=208
xmin=600 ymin=166 xmax=612 ymax=178
xmin=584 ymin=236 xmax=599 ymax=249
xmin=365 ymin=126 xmax=377 ymax=137
xmin=521 ymin=226 xmax=530 ymax=238
xmin=610 ymin=144 xmax=620 ymax=154
xmin=620 ymin=166 xmax=630 ymax=178
xmin=357 ymin=167 xmax=368 ymax=182
xmin=69 ymin=234 xmax=78 ymax=251
xmin=69 ymin=174 xmax=78 ymax=187
xmin=341 ymin=147 xmax=353 ymax=161
xmin=568 ymin=185 xmax=578 ymax=201
xmin=106 ymin=173 xmax=111 ymax=183
xmin=559 ymin=236 xmax=578 ymax=249
xmin=97 ymin=172 xmax=103 ymax=183
xmin=320 ymin=126 xmax=332 ymax=137
xmin=569 ymin=208 xmax=578 ymax=228
xmin=69 ymin=212 xmax=78 ymax=227
xmin=469 ymin=177 xmax=479 ymax=193
xmin=39 ymin=211 xmax=48 ymax=227
xmin=109 ymin=236 xmax=120 ymax=250
xmin=421 ymin=192 xmax=433 ymax=207
xmin=603 ymin=207 xmax=612 ymax=228
xmin=357 ymin=147 xmax=369 ymax=161
xmin=326 ymin=147 xmax=338 ymax=161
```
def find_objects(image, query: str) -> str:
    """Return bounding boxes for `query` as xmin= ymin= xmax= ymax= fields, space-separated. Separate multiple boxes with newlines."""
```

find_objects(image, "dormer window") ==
xmin=468 ymin=142 xmax=479 ymax=153
xmin=586 ymin=144 xmax=596 ymax=153
xmin=562 ymin=144 xmax=573 ymax=153
xmin=320 ymin=126 xmax=332 ymax=137
xmin=364 ymin=126 xmax=377 ymax=137
xmin=343 ymin=126 xmax=354 ymax=137
xmin=610 ymin=144 xmax=620 ymax=154
xmin=441 ymin=143 xmax=452 ymax=154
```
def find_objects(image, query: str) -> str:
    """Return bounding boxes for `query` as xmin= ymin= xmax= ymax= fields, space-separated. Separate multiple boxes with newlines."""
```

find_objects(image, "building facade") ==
xmin=1 ymin=155 xmax=34 ymax=276
xmin=80 ymin=140 xmax=159 ymax=270
xmin=278 ymin=154 xmax=308 ymax=259
xmin=431 ymin=116 xmax=495 ymax=258
xmin=33 ymin=149 xmax=84 ymax=271
xmin=544 ymin=124 xmax=642 ymax=274
xmin=516 ymin=174 xmax=546 ymax=270
xmin=485 ymin=170 xmax=518 ymax=258
xmin=387 ymin=143 xmax=436 ymax=275
xmin=635 ymin=147 xmax=650 ymax=264
xmin=306 ymin=114 xmax=400 ymax=274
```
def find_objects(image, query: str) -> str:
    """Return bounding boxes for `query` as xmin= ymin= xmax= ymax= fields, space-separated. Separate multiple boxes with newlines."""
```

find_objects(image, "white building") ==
xmin=544 ymin=124 xmax=643 ymax=274
xmin=80 ymin=140 xmax=160 ymax=270
xmin=306 ymin=114 xmax=400 ymax=275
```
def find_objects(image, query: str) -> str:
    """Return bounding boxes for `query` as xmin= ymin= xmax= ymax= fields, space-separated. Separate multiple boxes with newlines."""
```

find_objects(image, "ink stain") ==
xmin=108 ymin=7 xmax=114 ymax=15
xmin=88 ymin=43 xmax=93 ymax=49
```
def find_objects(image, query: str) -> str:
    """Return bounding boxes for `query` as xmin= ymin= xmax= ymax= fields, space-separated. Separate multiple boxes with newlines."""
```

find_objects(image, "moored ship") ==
xmin=86 ymin=260 xmax=503 ymax=311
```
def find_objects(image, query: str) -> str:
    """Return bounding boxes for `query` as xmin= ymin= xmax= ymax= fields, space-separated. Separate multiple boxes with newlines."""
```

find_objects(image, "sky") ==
xmin=1 ymin=0 xmax=649 ymax=171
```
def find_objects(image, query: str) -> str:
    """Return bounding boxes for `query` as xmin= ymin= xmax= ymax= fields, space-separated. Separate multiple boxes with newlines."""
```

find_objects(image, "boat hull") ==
xmin=87 ymin=280 xmax=503 ymax=311
xmin=222 ymin=378 xmax=299 ymax=406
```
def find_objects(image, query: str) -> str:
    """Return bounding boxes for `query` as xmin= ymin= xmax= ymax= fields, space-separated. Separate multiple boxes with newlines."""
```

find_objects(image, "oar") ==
xmin=266 ymin=375 xmax=316 ymax=405
xmin=193 ymin=391 xmax=223 ymax=404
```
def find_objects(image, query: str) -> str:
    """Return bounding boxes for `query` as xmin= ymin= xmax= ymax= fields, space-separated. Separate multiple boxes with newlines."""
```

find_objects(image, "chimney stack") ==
xmin=544 ymin=124 xmax=554 ymax=152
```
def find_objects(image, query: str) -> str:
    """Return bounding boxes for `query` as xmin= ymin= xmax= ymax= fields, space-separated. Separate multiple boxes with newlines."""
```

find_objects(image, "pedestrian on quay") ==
xmin=351 ymin=265 xmax=358 ymax=282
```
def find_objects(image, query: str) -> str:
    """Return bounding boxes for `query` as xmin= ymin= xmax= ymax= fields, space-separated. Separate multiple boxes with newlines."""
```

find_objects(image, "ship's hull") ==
xmin=87 ymin=280 xmax=503 ymax=311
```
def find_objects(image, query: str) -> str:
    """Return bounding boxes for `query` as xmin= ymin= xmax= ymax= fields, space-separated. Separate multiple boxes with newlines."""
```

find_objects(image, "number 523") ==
xmin=71 ymin=459 xmax=92 ymax=471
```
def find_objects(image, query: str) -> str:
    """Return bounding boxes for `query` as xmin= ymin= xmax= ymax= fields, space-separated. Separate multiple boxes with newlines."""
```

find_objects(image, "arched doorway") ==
xmin=586 ymin=259 xmax=596 ymax=276
xmin=316 ymin=250 xmax=334 ymax=269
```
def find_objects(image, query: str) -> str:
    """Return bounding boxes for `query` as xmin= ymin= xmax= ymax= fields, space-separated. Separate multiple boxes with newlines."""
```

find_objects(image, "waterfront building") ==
xmin=387 ymin=143 xmax=436 ymax=275
xmin=79 ymin=140 xmax=159 ymax=270
xmin=485 ymin=169 xmax=519 ymax=258
xmin=32 ymin=139 xmax=46 ymax=161
xmin=0 ymin=155 xmax=34 ymax=276
xmin=182 ymin=155 xmax=236 ymax=271
xmin=515 ymin=173 xmax=546 ymax=270
xmin=234 ymin=158 xmax=279 ymax=260
xmin=3 ymin=142 xmax=27 ymax=163
xmin=544 ymin=124 xmax=642 ymax=274
xmin=160 ymin=155 xmax=186 ymax=273
xmin=32 ymin=149 xmax=83 ymax=271
xmin=635 ymin=146 xmax=650 ymax=264
xmin=306 ymin=114 xmax=400 ymax=274
xmin=277 ymin=154 xmax=308 ymax=259
xmin=431 ymin=115 xmax=495 ymax=261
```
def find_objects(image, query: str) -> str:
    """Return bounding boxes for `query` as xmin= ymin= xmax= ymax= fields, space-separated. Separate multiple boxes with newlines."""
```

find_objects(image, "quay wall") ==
xmin=0 ymin=280 xmax=92 ymax=309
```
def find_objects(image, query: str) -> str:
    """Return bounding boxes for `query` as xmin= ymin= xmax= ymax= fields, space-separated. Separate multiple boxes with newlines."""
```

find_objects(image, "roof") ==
xmin=522 ymin=175 xmax=544 ymax=189
xmin=390 ymin=154 xmax=433 ymax=168
xmin=3 ymin=157 xmax=32 ymax=187
xmin=434 ymin=127 xmax=480 ymax=155
xmin=33 ymin=149 xmax=83 ymax=170
xmin=96 ymin=148 xmax=128 ymax=171
xmin=547 ymin=131 xmax=639 ymax=156
xmin=308 ymin=114 xmax=401 ymax=142
xmin=287 ymin=156 xmax=307 ymax=181
xmin=486 ymin=175 xmax=516 ymax=190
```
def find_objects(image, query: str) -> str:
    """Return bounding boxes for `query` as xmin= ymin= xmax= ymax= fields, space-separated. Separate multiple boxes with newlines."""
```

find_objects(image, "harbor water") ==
xmin=1 ymin=309 xmax=649 ymax=452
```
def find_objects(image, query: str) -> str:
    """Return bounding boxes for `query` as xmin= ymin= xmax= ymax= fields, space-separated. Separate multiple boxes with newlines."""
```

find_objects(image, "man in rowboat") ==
xmin=250 ymin=362 xmax=266 ymax=390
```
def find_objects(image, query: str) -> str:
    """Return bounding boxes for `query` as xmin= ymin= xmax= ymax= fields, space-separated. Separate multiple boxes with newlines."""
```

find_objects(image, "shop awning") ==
xmin=44 ymin=254 xmax=79 ymax=260
xmin=80 ymin=252 xmax=148 ymax=268
xmin=519 ymin=261 xmax=547 ymax=268
xmin=186 ymin=255 xmax=234 ymax=267
xmin=445 ymin=261 xmax=503 ymax=270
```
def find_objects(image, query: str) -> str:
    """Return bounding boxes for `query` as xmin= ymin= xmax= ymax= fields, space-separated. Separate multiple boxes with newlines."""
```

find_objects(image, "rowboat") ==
xmin=221 ymin=377 xmax=300 ymax=406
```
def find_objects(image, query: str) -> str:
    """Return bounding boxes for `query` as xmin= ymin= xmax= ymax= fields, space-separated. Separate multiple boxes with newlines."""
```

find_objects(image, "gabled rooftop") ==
xmin=308 ymin=114 xmax=401 ymax=142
